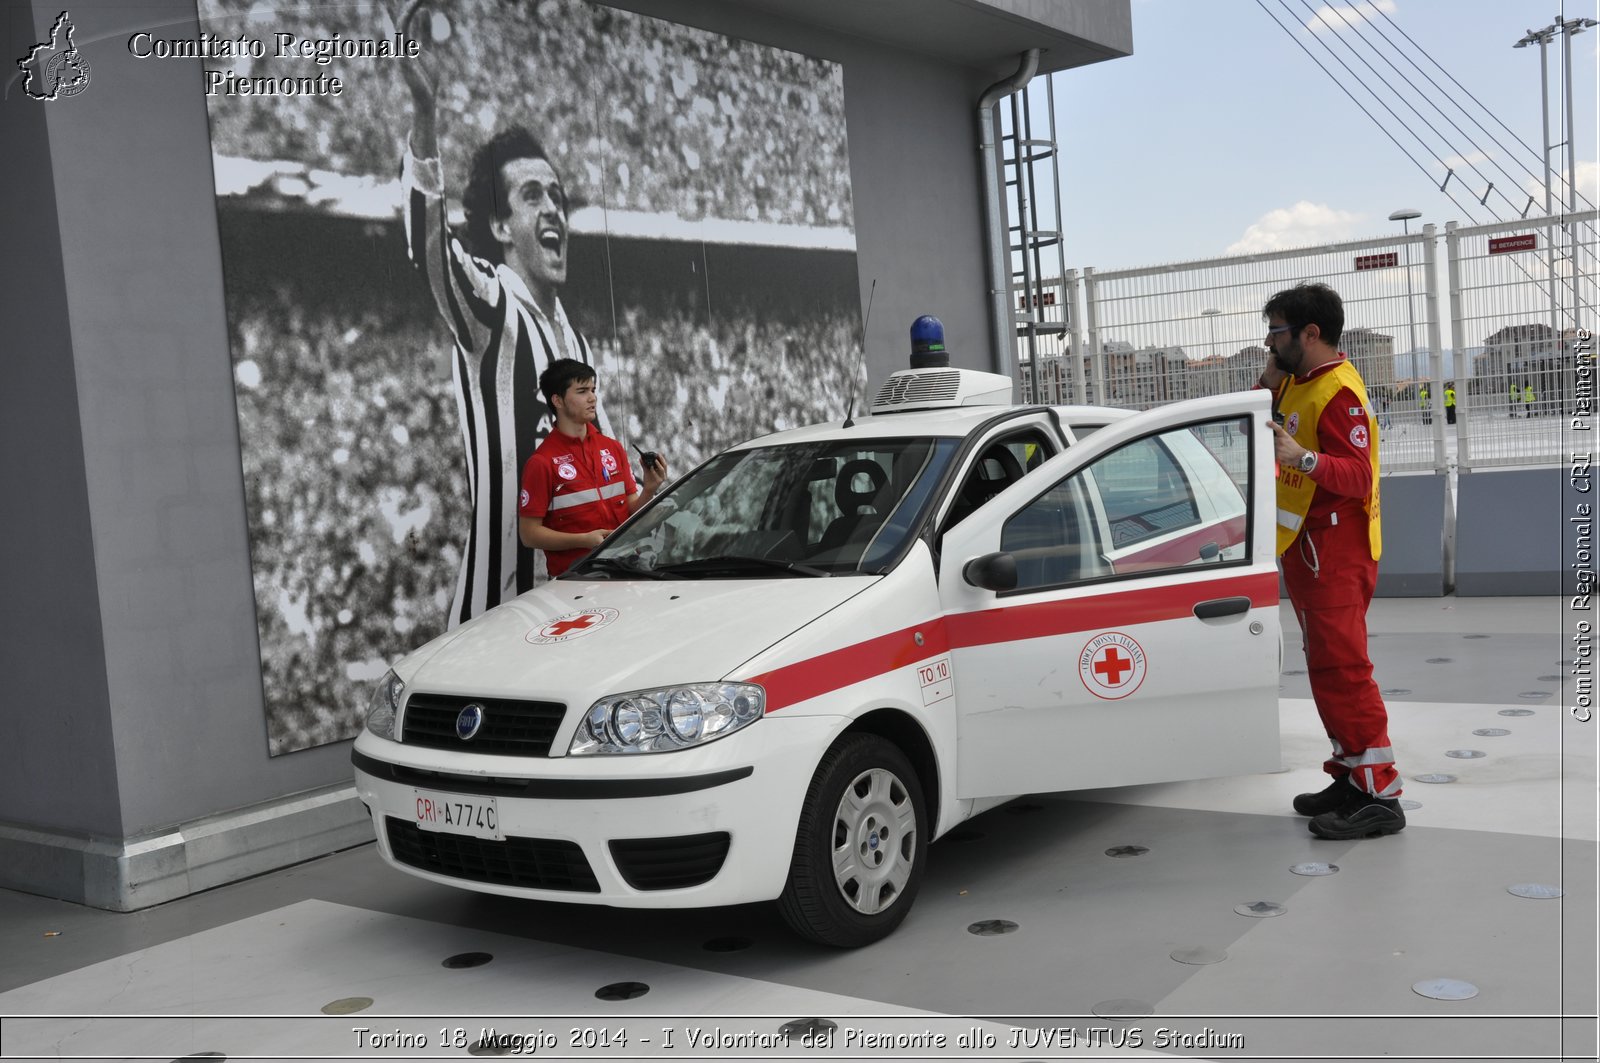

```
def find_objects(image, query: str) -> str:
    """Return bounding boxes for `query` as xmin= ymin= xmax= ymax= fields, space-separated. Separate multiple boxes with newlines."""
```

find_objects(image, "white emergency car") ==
xmin=353 ymin=361 xmax=1281 ymax=947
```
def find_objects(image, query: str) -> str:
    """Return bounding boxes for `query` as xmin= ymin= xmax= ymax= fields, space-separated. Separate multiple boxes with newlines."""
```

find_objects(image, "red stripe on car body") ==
xmin=752 ymin=571 xmax=1276 ymax=712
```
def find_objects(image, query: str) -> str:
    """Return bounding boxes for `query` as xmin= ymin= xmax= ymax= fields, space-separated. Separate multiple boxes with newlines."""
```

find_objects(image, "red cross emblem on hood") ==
xmin=526 ymin=606 xmax=620 ymax=645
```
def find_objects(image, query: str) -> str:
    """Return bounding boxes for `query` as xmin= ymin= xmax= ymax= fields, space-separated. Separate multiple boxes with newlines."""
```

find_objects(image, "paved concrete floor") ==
xmin=0 ymin=597 xmax=1593 ymax=1063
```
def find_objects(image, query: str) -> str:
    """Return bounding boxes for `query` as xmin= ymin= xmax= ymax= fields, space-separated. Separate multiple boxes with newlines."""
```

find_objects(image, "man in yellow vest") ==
xmin=1444 ymin=383 xmax=1456 ymax=426
xmin=1259 ymin=283 xmax=1404 ymax=840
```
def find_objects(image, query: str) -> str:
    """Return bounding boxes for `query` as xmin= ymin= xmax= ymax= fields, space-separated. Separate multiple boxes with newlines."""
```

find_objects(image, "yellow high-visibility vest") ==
xmin=1273 ymin=361 xmax=1381 ymax=559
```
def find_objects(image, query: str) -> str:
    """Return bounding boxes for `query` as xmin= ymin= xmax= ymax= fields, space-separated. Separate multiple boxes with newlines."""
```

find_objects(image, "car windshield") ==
xmin=574 ymin=437 xmax=958 ymax=578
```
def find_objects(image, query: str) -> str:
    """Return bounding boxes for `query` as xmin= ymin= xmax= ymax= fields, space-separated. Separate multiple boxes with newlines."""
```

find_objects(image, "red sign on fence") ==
xmin=1488 ymin=234 xmax=1537 ymax=254
xmin=1354 ymin=252 xmax=1399 ymax=271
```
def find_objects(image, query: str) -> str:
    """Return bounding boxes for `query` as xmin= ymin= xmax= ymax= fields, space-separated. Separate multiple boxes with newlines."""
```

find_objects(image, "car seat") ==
xmin=817 ymin=459 xmax=890 ymax=553
xmin=945 ymin=444 xmax=1025 ymax=529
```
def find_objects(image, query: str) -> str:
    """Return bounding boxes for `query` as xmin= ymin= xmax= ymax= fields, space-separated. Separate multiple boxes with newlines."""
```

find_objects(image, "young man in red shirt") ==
xmin=1259 ymin=283 xmax=1404 ymax=840
xmin=518 ymin=359 xmax=668 ymax=577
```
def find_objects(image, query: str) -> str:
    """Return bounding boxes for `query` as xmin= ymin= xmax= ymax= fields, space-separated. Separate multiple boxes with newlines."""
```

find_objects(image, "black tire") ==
xmin=777 ymin=733 xmax=928 ymax=948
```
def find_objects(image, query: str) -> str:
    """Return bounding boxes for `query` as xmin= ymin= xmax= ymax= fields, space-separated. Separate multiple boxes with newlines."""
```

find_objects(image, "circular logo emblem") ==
xmin=455 ymin=703 xmax=485 ymax=740
xmin=600 ymin=449 xmax=619 ymax=476
xmin=556 ymin=461 xmax=578 ymax=481
xmin=1079 ymin=632 xmax=1147 ymax=700
xmin=1283 ymin=412 xmax=1300 ymax=436
xmin=526 ymin=606 xmax=619 ymax=645
xmin=1349 ymin=424 xmax=1369 ymax=448
xmin=46 ymin=50 xmax=91 ymax=98
xmin=519 ymin=488 xmax=530 ymax=508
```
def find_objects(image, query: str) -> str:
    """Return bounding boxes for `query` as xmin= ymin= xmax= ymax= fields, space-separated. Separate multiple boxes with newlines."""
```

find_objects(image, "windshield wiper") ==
xmin=571 ymin=556 xmax=678 ymax=580
xmin=654 ymin=554 xmax=831 ymax=577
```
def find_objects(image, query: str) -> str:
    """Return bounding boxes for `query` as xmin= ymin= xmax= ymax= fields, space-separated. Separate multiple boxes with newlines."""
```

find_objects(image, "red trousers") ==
xmin=1282 ymin=515 xmax=1402 ymax=798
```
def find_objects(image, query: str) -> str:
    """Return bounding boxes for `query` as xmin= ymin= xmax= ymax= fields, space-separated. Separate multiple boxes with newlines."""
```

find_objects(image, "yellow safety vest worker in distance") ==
xmin=1273 ymin=360 xmax=1382 ymax=560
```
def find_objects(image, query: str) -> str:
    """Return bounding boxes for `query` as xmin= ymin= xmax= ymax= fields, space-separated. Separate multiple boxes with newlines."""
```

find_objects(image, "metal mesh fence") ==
xmin=1022 ymin=212 xmax=1596 ymax=474
xmin=1081 ymin=229 xmax=1442 ymax=473
xmin=1447 ymin=212 xmax=1598 ymax=468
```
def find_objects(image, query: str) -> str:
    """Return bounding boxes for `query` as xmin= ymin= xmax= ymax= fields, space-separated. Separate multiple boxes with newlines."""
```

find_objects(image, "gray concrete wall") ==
xmin=1 ymin=0 xmax=1089 ymax=906
xmin=0 ymin=0 xmax=369 ymax=907
xmin=0 ymin=31 xmax=123 ymax=842
xmin=1456 ymin=467 xmax=1586 ymax=596
xmin=977 ymin=0 xmax=1134 ymax=56
xmin=35 ymin=0 xmax=354 ymax=839
xmin=1375 ymin=473 xmax=1449 ymax=597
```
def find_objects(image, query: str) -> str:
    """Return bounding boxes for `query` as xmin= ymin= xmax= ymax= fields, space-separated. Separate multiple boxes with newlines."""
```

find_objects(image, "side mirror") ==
xmin=963 ymin=551 xmax=1017 ymax=592
xmin=1198 ymin=541 xmax=1220 ymax=561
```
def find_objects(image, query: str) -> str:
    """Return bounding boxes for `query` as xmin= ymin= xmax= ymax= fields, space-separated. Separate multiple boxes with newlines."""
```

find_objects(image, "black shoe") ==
xmin=1292 ymin=776 xmax=1354 ymax=817
xmin=1308 ymin=795 xmax=1406 ymax=839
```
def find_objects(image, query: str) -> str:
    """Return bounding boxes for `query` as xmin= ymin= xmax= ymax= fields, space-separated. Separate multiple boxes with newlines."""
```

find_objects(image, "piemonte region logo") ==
xmin=17 ymin=11 xmax=91 ymax=101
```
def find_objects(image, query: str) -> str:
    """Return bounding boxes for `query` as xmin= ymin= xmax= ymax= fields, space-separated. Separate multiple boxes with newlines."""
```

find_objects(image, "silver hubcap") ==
xmin=831 ymin=766 xmax=917 ymax=915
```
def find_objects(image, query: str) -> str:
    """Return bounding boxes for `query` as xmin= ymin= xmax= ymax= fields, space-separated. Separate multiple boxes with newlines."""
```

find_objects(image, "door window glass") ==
xmin=944 ymin=429 xmax=1054 ymax=530
xmin=1000 ymin=416 xmax=1250 ymax=591
xmin=1096 ymin=436 xmax=1198 ymax=547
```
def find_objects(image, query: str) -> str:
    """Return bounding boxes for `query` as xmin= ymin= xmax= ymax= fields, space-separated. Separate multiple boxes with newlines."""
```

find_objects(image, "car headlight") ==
xmin=364 ymin=670 xmax=404 ymax=740
xmin=569 ymin=682 xmax=764 ymax=755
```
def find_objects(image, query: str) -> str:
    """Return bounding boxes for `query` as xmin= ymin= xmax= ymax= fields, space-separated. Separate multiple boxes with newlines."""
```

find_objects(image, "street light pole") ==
xmin=1559 ymin=17 xmax=1596 ymax=327
xmin=1558 ymin=17 xmax=1596 ymax=216
xmin=1201 ymin=308 xmax=1221 ymax=397
xmin=1389 ymin=208 xmax=1421 ymax=395
xmin=1514 ymin=26 xmax=1560 ymax=361
xmin=1516 ymin=17 xmax=1596 ymax=338
xmin=1513 ymin=27 xmax=1556 ymax=215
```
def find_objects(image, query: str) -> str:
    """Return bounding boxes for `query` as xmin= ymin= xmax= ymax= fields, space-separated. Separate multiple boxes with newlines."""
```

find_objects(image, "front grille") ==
xmin=609 ymin=832 xmax=731 ymax=891
xmin=386 ymin=818 xmax=599 ymax=892
xmin=401 ymin=693 xmax=566 ymax=755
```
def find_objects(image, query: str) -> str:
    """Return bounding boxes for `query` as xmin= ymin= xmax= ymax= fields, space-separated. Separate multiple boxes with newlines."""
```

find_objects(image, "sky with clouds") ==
xmin=1043 ymin=0 xmax=1598 ymax=271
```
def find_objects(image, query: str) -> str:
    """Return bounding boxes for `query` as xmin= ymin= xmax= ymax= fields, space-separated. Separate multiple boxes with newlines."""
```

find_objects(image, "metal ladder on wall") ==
xmin=1002 ymin=76 xmax=1071 ymax=403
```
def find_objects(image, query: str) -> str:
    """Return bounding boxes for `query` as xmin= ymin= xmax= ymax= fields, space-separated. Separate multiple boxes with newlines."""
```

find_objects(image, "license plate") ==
xmin=412 ymin=789 xmax=503 ymax=841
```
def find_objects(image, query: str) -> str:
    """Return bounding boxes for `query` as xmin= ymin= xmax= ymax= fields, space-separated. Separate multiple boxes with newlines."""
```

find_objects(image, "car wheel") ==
xmin=778 ymin=733 xmax=927 ymax=947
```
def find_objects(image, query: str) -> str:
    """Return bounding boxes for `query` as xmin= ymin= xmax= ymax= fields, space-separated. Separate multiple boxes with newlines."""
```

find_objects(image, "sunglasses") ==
xmin=1265 ymin=323 xmax=1300 ymax=337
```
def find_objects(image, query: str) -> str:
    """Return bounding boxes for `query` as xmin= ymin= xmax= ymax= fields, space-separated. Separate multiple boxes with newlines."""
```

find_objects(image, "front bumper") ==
xmin=351 ymin=714 xmax=841 ymax=908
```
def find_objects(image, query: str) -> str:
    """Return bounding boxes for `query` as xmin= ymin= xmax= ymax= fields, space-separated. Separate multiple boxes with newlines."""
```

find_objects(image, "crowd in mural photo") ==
xmin=201 ymin=0 xmax=865 ymax=753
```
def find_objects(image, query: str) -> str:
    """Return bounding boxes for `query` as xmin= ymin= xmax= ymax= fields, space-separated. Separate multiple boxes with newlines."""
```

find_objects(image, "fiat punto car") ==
xmin=353 ymin=361 xmax=1280 ymax=946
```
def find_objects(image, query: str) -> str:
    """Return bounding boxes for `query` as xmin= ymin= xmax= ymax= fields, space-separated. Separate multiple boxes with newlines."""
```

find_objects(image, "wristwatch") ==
xmin=1297 ymin=451 xmax=1318 ymax=474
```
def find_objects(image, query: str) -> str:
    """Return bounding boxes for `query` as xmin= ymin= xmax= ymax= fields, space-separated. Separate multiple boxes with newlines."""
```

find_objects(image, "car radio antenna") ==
xmin=844 ymin=278 xmax=875 ymax=429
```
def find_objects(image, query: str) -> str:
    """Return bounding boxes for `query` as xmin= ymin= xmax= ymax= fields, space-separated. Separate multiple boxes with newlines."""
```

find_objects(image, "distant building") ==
xmin=1474 ymin=323 xmax=1558 ymax=380
xmin=1470 ymin=323 xmax=1587 ymax=409
xmin=1341 ymin=327 xmax=1396 ymax=389
xmin=1091 ymin=341 xmax=1183 ymax=409
xmin=1183 ymin=345 xmax=1260 ymax=398
xmin=1019 ymin=351 xmax=1072 ymax=404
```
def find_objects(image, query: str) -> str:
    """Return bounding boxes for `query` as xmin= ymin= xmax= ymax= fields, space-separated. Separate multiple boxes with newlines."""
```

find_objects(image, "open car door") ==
xmin=938 ymin=390 xmax=1280 ymax=799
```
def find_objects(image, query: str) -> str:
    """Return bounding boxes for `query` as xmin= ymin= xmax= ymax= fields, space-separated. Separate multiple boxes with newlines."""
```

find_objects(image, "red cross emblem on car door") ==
xmin=1079 ymin=632 xmax=1148 ymax=700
